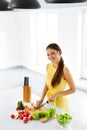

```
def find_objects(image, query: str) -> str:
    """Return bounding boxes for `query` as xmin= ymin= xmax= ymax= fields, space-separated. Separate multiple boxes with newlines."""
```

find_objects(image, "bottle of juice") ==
xmin=23 ymin=77 xmax=31 ymax=103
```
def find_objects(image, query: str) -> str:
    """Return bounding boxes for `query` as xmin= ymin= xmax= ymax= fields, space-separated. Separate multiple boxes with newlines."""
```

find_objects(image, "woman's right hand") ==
xmin=35 ymin=99 xmax=43 ymax=108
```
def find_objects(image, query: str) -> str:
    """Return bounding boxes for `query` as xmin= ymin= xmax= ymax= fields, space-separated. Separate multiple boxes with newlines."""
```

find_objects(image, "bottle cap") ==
xmin=24 ymin=77 xmax=29 ymax=86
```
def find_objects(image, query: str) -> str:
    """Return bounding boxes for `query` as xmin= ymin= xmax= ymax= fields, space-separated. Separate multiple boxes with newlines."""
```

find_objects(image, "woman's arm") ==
xmin=49 ymin=67 xmax=76 ymax=102
xmin=40 ymin=83 xmax=48 ymax=101
xmin=35 ymin=64 xmax=49 ymax=107
xmin=35 ymin=84 xmax=48 ymax=107
xmin=39 ymin=64 xmax=49 ymax=101
xmin=63 ymin=67 xmax=76 ymax=93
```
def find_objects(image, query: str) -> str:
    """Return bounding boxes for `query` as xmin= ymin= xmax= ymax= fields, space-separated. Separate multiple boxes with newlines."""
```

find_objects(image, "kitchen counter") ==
xmin=0 ymin=87 xmax=87 ymax=130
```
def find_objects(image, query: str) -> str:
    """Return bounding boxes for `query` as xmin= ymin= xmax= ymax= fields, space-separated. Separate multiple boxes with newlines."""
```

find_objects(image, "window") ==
xmin=29 ymin=12 xmax=59 ymax=66
xmin=81 ymin=9 xmax=87 ymax=79
xmin=28 ymin=9 xmax=87 ymax=82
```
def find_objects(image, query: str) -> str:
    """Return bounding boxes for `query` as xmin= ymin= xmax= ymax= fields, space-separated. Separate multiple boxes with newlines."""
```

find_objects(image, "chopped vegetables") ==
xmin=10 ymin=100 xmax=73 ymax=126
xmin=33 ymin=108 xmax=56 ymax=120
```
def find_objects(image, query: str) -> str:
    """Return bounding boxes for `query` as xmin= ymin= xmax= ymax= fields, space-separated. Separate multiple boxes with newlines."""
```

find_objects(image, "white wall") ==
xmin=0 ymin=66 xmax=45 ymax=96
xmin=0 ymin=12 xmax=31 ymax=69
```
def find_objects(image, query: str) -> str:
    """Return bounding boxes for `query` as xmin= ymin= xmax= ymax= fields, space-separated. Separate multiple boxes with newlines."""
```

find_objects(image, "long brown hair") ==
xmin=46 ymin=43 xmax=64 ymax=87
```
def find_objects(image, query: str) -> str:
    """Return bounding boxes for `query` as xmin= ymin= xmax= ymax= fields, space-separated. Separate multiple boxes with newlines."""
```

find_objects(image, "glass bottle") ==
xmin=23 ymin=77 xmax=31 ymax=103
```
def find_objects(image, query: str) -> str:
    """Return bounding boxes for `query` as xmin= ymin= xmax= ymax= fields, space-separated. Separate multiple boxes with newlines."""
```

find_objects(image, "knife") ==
xmin=40 ymin=100 xmax=49 ymax=107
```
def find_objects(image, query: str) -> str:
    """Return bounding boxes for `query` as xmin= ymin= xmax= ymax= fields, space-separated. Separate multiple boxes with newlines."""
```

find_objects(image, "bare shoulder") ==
xmin=63 ymin=66 xmax=73 ymax=79
xmin=63 ymin=66 xmax=70 ymax=74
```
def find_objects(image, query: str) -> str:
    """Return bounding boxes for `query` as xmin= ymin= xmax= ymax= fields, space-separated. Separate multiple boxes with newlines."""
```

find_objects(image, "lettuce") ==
xmin=33 ymin=108 xmax=56 ymax=120
xmin=33 ymin=112 xmax=40 ymax=120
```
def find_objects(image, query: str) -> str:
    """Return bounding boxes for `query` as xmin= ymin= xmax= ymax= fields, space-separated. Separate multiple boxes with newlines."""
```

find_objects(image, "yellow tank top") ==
xmin=46 ymin=63 xmax=69 ymax=112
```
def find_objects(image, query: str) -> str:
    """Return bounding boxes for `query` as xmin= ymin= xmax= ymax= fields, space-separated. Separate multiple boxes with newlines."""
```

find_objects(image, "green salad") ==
xmin=57 ymin=113 xmax=72 ymax=127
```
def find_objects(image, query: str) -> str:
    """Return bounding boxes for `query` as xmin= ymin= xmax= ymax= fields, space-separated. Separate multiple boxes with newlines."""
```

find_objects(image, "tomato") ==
xmin=16 ymin=107 xmax=19 ymax=111
xmin=19 ymin=115 xmax=23 ymax=120
xmin=18 ymin=111 xmax=22 ymax=115
xmin=18 ymin=111 xmax=23 ymax=117
xmin=21 ymin=110 xmax=25 ymax=114
xmin=10 ymin=114 xmax=15 ymax=119
xmin=29 ymin=115 xmax=33 ymax=120
xmin=23 ymin=117 xmax=29 ymax=123
xmin=23 ymin=111 xmax=29 ymax=117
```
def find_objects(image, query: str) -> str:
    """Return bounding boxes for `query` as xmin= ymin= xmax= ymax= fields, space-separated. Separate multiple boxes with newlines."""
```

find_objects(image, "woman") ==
xmin=36 ymin=43 xmax=76 ymax=112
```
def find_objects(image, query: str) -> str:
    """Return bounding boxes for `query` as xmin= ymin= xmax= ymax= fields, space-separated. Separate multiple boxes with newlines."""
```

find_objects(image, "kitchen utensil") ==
xmin=45 ymin=0 xmax=87 ymax=3
xmin=0 ymin=0 xmax=9 ymax=10
xmin=40 ymin=100 xmax=49 ymax=107
xmin=10 ymin=0 xmax=41 ymax=9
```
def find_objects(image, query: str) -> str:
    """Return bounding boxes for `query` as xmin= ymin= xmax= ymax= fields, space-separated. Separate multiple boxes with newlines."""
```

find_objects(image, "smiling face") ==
xmin=46 ymin=48 xmax=61 ymax=64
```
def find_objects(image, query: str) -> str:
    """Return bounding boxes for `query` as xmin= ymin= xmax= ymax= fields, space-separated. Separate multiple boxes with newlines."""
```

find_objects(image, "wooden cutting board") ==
xmin=24 ymin=106 xmax=47 ymax=115
xmin=24 ymin=106 xmax=55 ymax=123
xmin=39 ymin=116 xmax=55 ymax=123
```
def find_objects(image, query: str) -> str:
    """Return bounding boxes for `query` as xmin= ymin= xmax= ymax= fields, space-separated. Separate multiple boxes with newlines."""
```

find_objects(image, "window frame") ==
xmin=80 ymin=9 xmax=87 ymax=79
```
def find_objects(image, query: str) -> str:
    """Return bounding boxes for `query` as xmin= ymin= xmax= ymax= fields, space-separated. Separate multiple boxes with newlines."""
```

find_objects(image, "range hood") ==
xmin=45 ymin=0 xmax=87 ymax=3
xmin=0 ymin=0 xmax=87 ymax=11
xmin=0 ymin=0 xmax=9 ymax=10
xmin=10 ymin=0 xmax=41 ymax=9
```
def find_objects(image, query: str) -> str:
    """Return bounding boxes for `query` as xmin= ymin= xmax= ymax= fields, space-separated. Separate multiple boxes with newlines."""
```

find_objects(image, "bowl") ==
xmin=57 ymin=113 xmax=72 ymax=128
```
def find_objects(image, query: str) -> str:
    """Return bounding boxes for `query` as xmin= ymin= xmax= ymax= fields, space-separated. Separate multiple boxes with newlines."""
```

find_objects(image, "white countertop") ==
xmin=0 ymin=87 xmax=87 ymax=130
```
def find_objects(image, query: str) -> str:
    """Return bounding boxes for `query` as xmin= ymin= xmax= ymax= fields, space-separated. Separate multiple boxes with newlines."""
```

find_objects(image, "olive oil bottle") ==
xmin=23 ymin=77 xmax=31 ymax=103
